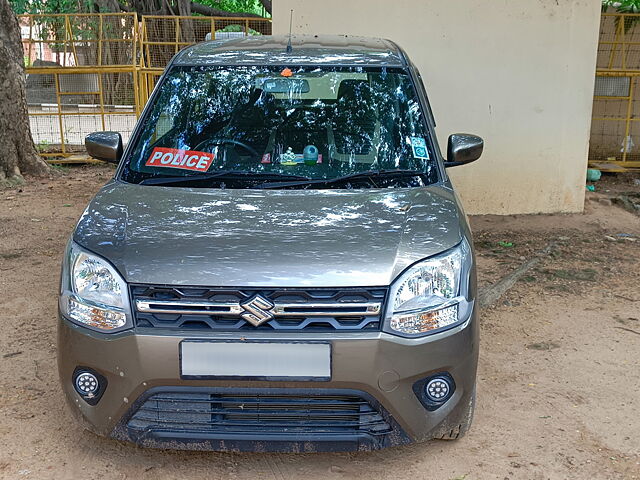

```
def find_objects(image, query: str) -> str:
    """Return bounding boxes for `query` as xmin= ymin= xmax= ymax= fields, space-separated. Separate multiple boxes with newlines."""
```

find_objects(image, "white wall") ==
xmin=273 ymin=0 xmax=601 ymax=214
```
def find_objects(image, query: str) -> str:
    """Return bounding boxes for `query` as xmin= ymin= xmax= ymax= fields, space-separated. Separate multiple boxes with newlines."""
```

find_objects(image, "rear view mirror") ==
xmin=445 ymin=133 xmax=483 ymax=167
xmin=86 ymin=131 xmax=123 ymax=164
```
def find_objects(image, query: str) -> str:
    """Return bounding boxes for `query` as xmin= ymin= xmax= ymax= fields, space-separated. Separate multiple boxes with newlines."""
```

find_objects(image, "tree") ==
xmin=0 ymin=0 xmax=49 ymax=181
xmin=11 ymin=0 xmax=271 ymax=17
xmin=116 ymin=0 xmax=271 ymax=17
xmin=2 ymin=0 xmax=269 ymax=182
xmin=602 ymin=0 xmax=640 ymax=12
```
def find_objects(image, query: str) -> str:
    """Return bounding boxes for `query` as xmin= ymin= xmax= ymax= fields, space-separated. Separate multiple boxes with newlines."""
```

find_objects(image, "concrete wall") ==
xmin=273 ymin=0 xmax=601 ymax=214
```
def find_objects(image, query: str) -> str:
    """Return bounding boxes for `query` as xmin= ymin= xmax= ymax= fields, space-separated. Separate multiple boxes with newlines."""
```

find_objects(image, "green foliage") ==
xmin=12 ymin=5 xmax=100 ymax=52
xmin=603 ymin=1 xmax=640 ymax=34
xmin=218 ymin=24 xmax=261 ymax=35
xmin=9 ymin=0 xmax=28 ymax=14
xmin=9 ymin=0 xmax=91 ymax=14
xmin=201 ymin=0 xmax=266 ymax=16
xmin=603 ymin=0 xmax=640 ymax=13
xmin=10 ymin=0 xmax=268 ymax=15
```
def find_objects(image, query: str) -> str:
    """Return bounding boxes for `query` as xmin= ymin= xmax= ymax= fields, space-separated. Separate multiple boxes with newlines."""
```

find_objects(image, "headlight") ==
xmin=59 ymin=242 xmax=132 ymax=332
xmin=384 ymin=239 xmax=473 ymax=337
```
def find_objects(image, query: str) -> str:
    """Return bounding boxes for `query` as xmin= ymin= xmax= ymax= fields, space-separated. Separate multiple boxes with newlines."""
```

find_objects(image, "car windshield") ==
xmin=121 ymin=65 xmax=439 ymax=189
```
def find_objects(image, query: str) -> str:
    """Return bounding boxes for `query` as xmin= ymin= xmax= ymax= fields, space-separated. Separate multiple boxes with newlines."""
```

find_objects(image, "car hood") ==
xmin=73 ymin=182 xmax=464 ymax=287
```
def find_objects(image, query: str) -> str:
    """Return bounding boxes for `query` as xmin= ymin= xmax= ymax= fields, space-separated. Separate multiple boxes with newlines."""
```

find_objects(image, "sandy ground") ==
xmin=0 ymin=166 xmax=639 ymax=480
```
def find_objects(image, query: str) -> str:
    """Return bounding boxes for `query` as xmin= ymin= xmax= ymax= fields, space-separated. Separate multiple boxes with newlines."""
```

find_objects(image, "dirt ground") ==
xmin=0 ymin=166 xmax=639 ymax=480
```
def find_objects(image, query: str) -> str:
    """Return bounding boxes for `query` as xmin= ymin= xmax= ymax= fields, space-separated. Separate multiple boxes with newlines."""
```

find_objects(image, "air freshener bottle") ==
xmin=303 ymin=145 xmax=319 ymax=165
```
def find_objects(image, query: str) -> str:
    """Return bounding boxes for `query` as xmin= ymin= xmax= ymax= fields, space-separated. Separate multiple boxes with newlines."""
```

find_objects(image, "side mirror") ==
xmin=445 ymin=133 xmax=483 ymax=167
xmin=85 ymin=131 xmax=123 ymax=164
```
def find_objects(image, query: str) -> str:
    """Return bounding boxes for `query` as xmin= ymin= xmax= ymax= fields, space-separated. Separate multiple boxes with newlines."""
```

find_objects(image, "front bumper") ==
xmin=57 ymin=308 xmax=478 ymax=452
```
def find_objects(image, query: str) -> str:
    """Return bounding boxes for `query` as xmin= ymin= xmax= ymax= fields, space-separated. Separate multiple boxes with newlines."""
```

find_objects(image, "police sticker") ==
xmin=145 ymin=147 xmax=215 ymax=172
xmin=410 ymin=136 xmax=429 ymax=160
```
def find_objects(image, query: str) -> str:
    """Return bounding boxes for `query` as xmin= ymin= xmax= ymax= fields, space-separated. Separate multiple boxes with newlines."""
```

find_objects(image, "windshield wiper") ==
xmin=139 ymin=170 xmax=311 ymax=186
xmin=255 ymin=169 xmax=427 ymax=189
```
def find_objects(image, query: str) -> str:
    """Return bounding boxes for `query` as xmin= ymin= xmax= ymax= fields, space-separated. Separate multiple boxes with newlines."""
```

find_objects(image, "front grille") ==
xmin=126 ymin=390 xmax=394 ymax=438
xmin=131 ymin=285 xmax=387 ymax=331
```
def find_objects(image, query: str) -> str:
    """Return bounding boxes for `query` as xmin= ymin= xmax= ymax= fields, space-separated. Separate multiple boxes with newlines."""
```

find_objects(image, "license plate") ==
xmin=180 ymin=341 xmax=331 ymax=380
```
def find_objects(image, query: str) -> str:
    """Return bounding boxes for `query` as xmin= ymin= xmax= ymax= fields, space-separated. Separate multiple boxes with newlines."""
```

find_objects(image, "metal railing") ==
xmin=19 ymin=13 xmax=271 ymax=158
xmin=137 ymin=15 xmax=271 ymax=110
xmin=590 ymin=12 xmax=640 ymax=170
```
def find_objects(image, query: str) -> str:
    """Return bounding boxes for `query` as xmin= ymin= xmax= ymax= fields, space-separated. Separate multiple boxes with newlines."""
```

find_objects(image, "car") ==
xmin=58 ymin=34 xmax=483 ymax=452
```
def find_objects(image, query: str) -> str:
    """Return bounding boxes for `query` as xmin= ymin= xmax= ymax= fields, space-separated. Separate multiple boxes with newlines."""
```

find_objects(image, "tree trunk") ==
xmin=177 ymin=0 xmax=195 ymax=44
xmin=0 ymin=0 xmax=49 ymax=180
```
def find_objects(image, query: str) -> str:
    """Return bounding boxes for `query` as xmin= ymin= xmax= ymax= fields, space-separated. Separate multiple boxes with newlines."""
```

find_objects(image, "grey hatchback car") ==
xmin=58 ymin=35 xmax=483 ymax=452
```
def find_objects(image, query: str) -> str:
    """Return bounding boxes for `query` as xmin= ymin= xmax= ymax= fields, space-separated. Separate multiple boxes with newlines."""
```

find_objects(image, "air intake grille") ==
xmin=130 ymin=285 xmax=387 ymax=331
xmin=127 ymin=390 xmax=394 ymax=437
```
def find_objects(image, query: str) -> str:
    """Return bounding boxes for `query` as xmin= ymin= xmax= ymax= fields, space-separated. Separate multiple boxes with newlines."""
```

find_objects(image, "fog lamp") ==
xmin=413 ymin=373 xmax=456 ymax=410
xmin=72 ymin=368 xmax=107 ymax=405
xmin=75 ymin=372 xmax=99 ymax=396
xmin=425 ymin=377 xmax=451 ymax=402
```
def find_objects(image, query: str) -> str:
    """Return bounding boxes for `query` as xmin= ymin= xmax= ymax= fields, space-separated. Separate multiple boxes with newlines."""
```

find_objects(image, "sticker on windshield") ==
xmin=145 ymin=147 xmax=215 ymax=172
xmin=410 ymin=136 xmax=429 ymax=160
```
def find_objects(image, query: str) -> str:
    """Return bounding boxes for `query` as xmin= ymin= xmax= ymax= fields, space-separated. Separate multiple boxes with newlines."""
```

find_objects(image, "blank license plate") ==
xmin=180 ymin=341 xmax=331 ymax=380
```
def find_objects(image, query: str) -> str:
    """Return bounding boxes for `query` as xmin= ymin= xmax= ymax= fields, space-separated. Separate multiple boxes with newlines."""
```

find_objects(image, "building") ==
xmin=273 ymin=0 xmax=602 ymax=215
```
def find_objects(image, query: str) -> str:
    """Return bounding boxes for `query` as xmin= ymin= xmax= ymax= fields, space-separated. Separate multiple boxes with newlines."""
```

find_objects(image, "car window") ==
xmin=121 ymin=65 xmax=439 ymax=189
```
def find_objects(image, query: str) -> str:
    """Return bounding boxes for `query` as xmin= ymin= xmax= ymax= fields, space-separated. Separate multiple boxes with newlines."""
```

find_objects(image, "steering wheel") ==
xmin=193 ymin=138 xmax=259 ymax=158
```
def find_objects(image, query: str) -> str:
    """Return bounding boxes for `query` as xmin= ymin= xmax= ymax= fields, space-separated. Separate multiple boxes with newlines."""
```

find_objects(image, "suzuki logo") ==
xmin=240 ymin=295 xmax=275 ymax=326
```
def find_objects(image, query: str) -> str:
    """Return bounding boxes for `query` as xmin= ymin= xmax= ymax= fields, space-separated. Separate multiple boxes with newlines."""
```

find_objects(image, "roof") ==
xmin=172 ymin=35 xmax=406 ymax=67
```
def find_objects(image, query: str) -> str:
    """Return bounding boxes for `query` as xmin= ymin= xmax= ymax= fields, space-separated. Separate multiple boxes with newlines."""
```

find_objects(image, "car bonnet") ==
xmin=73 ymin=182 xmax=463 ymax=287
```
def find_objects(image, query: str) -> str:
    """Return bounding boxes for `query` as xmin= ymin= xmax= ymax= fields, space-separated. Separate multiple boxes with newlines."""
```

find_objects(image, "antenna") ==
xmin=286 ymin=9 xmax=293 ymax=53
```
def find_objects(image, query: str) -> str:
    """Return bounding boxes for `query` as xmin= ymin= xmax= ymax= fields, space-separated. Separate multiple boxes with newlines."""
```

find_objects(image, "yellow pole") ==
xmin=622 ymin=77 xmax=635 ymax=163
xmin=622 ymin=15 xmax=627 ymax=70
xmin=27 ymin=17 xmax=33 ymax=66
xmin=131 ymin=13 xmax=138 ymax=113
xmin=133 ymin=69 xmax=141 ymax=116
xmin=98 ymin=73 xmax=106 ymax=131
xmin=54 ymin=73 xmax=66 ymax=155
xmin=144 ymin=18 xmax=151 ymax=68
xmin=132 ymin=12 xmax=138 ymax=70
xmin=98 ymin=14 xmax=103 ymax=67
xmin=61 ymin=16 xmax=68 ymax=66
xmin=608 ymin=15 xmax=623 ymax=70
xmin=65 ymin=15 xmax=79 ymax=66
xmin=175 ymin=16 xmax=180 ymax=55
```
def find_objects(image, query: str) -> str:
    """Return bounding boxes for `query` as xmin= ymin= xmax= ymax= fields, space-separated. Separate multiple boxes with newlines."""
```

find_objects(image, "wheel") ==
xmin=433 ymin=387 xmax=476 ymax=441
